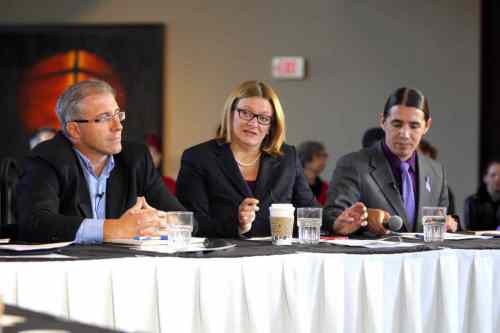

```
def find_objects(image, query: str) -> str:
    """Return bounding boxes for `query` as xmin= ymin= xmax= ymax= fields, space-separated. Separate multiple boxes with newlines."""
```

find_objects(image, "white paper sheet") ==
xmin=399 ymin=233 xmax=491 ymax=240
xmin=247 ymin=237 xmax=301 ymax=243
xmin=247 ymin=237 xmax=272 ymax=241
xmin=133 ymin=243 xmax=237 ymax=254
xmin=324 ymin=239 xmax=422 ymax=249
xmin=0 ymin=253 xmax=73 ymax=259
xmin=473 ymin=230 xmax=500 ymax=237
xmin=105 ymin=237 xmax=206 ymax=246
xmin=0 ymin=241 xmax=73 ymax=252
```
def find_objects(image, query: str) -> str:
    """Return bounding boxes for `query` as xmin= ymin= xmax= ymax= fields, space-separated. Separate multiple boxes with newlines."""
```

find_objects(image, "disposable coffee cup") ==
xmin=269 ymin=203 xmax=295 ymax=245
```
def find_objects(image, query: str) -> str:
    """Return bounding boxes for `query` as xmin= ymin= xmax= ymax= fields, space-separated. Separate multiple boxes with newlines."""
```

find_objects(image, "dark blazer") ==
xmin=16 ymin=133 xmax=187 ymax=242
xmin=463 ymin=186 xmax=500 ymax=230
xmin=324 ymin=142 xmax=449 ymax=233
xmin=176 ymin=139 xmax=318 ymax=238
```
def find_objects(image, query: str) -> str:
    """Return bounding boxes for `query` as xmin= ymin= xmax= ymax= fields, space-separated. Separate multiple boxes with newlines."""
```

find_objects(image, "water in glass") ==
xmin=298 ymin=218 xmax=322 ymax=244
xmin=423 ymin=215 xmax=446 ymax=242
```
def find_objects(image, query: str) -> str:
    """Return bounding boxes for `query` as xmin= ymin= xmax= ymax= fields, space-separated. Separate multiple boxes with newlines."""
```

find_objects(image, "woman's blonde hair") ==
xmin=217 ymin=80 xmax=286 ymax=156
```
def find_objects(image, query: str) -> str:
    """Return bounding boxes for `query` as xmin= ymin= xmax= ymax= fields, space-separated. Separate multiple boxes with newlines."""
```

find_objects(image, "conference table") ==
xmin=1 ymin=237 xmax=500 ymax=333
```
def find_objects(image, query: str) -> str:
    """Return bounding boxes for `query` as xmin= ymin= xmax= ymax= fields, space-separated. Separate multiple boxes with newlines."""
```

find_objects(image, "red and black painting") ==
xmin=0 ymin=25 xmax=164 ymax=159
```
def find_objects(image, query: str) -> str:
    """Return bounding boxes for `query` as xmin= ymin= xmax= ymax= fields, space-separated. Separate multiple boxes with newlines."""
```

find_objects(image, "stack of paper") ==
xmin=323 ymin=239 xmax=421 ymax=249
xmin=106 ymin=237 xmax=205 ymax=246
xmin=0 ymin=241 xmax=73 ymax=251
xmin=106 ymin=237 xmax=236 ymax=254
xmin=472 ymin=230 xmax=500 ymax=237
xmin=400 ymin=233 xmax=491 ymax=240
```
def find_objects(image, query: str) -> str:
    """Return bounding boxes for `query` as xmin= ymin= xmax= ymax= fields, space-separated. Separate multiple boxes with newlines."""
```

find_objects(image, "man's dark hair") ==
xmin=362 ymin=127 xmax=385 ymax=148
xmin=383 ymin=87 xmax=430 ymax=121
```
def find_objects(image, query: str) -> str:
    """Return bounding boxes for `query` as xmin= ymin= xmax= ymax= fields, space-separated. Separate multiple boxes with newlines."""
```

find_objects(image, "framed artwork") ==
xmin=0 ymin=24 xmax=164 ymax=159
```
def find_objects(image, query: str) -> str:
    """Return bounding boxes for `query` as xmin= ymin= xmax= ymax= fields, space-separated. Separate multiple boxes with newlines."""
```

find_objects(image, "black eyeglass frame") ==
xmin=235 ymin=108 xmax=273 ymax=126
xmin=71 ymin=110 xmax=126 ymax=124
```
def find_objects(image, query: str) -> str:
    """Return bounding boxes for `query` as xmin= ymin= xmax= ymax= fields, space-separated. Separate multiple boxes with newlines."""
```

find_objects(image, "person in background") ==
xmin=324 ymin=87 xmax=458 ymax=235
xmin=361 ymin=127 xmax=385 ymax=148
xmin=419 ymin=138 xmax=457 ymax=217
xmin=463 ymin=160 xmax=500 ymax=230
xmin=418 ymin=139 xmax=437 ymax=159
xmin=16 ymin=79 xmax=189 ymax=243
xmin=29 ymin=127 xmax=57 ymax=149
xmin=297 ymin=141 xmax=329 ymax=205
xmin=176 ymin=80 xmax=318 ymax=238
xmin=146 ymin=134 xmax=176 ymax=194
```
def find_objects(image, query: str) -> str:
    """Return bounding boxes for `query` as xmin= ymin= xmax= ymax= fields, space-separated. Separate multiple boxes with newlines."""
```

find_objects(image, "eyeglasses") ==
xmin=71 ymin=110 xmax=126 ymax=124
xmin=236 ymin=108 xmax=272 ymax=126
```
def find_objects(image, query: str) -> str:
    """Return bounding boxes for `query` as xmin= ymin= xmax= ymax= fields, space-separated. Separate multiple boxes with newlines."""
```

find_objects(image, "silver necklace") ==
xmin=235 ymin=153 xmax=261 ymax=167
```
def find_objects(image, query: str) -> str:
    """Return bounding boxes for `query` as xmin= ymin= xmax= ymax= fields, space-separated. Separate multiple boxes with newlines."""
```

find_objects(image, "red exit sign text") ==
xmin=272 ymin=57 xmax=306 ymax=80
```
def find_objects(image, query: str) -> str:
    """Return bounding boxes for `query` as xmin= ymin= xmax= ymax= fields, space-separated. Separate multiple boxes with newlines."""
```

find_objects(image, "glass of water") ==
xmin=422 ymin=207 xmax=447 ymax=242
xmin=166 ymin=211 xmax=193 ymax=249
xmin=297 ymin=207 xmax=323 ymax=244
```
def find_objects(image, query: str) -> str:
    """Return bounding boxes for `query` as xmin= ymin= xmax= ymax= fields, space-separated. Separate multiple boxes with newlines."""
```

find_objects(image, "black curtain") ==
xmin=481 ymin=1 xmax=500 ymax=175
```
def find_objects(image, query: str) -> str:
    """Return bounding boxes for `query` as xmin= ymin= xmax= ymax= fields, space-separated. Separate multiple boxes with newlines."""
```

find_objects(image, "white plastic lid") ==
xmin=269 ymin=203 xmax=295 ymax=217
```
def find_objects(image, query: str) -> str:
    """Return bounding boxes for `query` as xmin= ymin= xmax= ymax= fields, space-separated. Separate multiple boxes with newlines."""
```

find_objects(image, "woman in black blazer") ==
xmin=176 ymin=80 xmax=318 ymax=238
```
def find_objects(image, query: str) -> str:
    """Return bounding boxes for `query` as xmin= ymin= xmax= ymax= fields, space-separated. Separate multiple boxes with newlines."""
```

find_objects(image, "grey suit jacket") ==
xmin=324 ymin=142 xmax=449 ymax=233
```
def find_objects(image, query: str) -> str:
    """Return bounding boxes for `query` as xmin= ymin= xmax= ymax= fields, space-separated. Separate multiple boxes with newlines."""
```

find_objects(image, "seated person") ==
xmin=176 ymin=80 xmax=318 ymax=237
xmin=145 ymin=133 xmax=176 ymax=194
xmin=463 ymin=160 xmax=500 ymax=230
xmin=297 ymin=141 xmax=329 ymax=205
xmin=16 ymin=79 xmax=189 ymax=243
xmin=361 ymin=127 xmax=385 ymax=148
xmin=324 ymin=87 xmax=458 ymax=235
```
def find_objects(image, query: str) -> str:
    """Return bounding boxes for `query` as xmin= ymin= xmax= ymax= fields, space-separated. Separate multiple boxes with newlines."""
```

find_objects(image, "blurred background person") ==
xmin=29 ymin=127 xmax=57 ymax=149
xmin=463 ymin=160 xmax=500 ymax=230
xmin=361 ymin=127 xmax=385 ymax=149
xmin=145 ymin=133 xmax=176 ymax=195
xmin=418 ymin=139 xmax=437 ymax=160
xmin=297 ymin=141 xmax=329 ymax=205
xmin=419 ymin=138 xmax=457 ymax=218
xmin=176 ymin=80 xmax=317 ymax=238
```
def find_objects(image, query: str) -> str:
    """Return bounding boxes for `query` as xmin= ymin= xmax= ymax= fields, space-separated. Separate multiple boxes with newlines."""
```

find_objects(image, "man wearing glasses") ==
xmin=16 ymin=79 xmax=189 ymax=243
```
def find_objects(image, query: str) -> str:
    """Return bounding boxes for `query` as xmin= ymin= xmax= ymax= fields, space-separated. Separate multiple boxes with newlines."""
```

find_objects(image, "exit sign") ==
xmin=271 ymin=56 xmax=306 ymax=80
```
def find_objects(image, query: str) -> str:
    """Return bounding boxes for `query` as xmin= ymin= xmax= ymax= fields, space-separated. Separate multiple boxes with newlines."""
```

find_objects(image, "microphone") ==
xmin=96 ymin=192 xmax=105 ymax=199
xmin=367 ymin=208 xmax=403 ymax=232
xmin=384 ymin=215 xmax=403 ymax=232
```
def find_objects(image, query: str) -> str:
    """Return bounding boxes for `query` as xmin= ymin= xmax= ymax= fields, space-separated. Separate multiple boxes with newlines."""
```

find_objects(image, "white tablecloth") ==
xmin=1 ymin=249 xmax=499 ymax=333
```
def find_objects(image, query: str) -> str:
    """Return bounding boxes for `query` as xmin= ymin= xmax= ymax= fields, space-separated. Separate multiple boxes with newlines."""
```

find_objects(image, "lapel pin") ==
xmin=425 ymin=176 xmax=431 ymax=192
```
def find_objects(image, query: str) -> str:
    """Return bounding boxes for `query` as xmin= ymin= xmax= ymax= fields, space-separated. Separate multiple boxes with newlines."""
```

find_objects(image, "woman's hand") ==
xmin=238 ymin=198 xmax=260 ymax=234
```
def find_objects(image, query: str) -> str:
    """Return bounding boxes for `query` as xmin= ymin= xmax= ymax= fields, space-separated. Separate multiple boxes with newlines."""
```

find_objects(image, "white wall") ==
xmin=1 ymin=0 xmax=479 ymax=217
